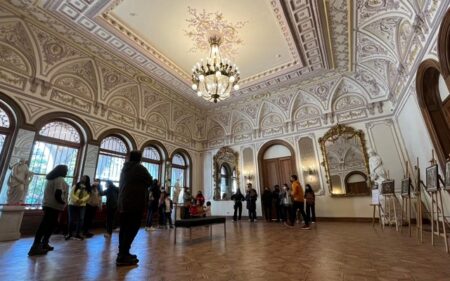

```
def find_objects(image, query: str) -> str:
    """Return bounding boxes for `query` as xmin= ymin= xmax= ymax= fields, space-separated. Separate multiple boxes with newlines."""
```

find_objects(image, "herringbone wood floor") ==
xmin=0 ymin=221 xmax=449 ymax=281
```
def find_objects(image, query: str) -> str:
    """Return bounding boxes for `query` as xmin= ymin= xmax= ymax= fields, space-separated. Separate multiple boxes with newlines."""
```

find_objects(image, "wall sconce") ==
xmin=244 ymin=172 xmax=254 ymax=183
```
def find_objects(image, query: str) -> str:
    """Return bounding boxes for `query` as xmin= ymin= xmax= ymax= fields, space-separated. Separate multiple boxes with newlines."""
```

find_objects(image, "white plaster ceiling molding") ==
xmin=28 ymin=0 xmax=337 ymax=107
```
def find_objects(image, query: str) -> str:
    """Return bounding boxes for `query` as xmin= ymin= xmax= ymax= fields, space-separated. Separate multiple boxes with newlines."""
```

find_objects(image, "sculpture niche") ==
xmin=319 ymin=124 xmax=371 ymax=196
xmin=213 ymin=147 xmax=239 ymax=200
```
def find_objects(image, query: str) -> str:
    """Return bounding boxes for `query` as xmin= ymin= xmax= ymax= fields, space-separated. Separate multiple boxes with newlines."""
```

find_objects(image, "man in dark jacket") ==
xmin=245 ymin=183 xmax=258 ymax=222
xmin=262 ymin=187 xmax=272 ymax=222
xmin=116 ymin=150 xmax=152 ymax=266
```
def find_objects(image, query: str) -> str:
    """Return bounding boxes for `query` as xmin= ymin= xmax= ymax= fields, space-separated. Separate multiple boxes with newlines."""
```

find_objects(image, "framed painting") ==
xmin=426 ymin=164 xmax=439 ymax=191
xmin=445 ymin=160 xmax=450 ymax=190
xmin=381 ymin=180 xmax=395 ymax=195
xmin=401 ymin=177 xmax=411 ymax=197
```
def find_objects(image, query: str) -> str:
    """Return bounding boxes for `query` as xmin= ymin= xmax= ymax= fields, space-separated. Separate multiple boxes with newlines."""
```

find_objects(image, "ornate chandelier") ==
xmin=191 ymin=35 xmax=240 ymax=103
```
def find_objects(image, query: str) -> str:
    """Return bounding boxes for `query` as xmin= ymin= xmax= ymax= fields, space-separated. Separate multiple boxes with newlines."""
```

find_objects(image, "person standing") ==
xmin=83 ymin=178 xmax=101 ymax=238
xmin=231 ymin=188 xmax=245 ymax=221
xmin=262 ymin=187 xmax=272 ymax=222
xmin=245 ymin=183 xmax=258 ymax=222
xmin=101 ymin=180 xmax=119 ymax=238
xmin=287 ymin=175 xmax=310 ymax=229
xmin=117 ymin=150 xmax=152 ymax=266
xmin=280 ymin=184 xmax=292 ymax=222
xmin=182 ymin=187 xmax=192 ymax=219
xmin=195 ymin=190 xmax=205 ymax=206
xmin=65 ymin=175 xmax=91 ymax=240
xmin=164 ymin=192 xmax=174 ymax=228
xmin=28 ymin=165 xmax=69 ymax=256
xmin=145 ymin=179 xmax=159 ymax=231
xmin=305 ymin=184 xmax=316 ymax=223
xmin=273 ymin=185 xmax=281 ymax=222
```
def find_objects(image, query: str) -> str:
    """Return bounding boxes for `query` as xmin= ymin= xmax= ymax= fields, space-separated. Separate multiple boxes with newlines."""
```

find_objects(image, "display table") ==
xmin=0 ymin=205 xmax=25 ymax=241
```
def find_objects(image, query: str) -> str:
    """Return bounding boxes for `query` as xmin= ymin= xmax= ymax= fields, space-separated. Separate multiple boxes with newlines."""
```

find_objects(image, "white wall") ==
xmin=206 ymin=117 xmax=407 ymax=218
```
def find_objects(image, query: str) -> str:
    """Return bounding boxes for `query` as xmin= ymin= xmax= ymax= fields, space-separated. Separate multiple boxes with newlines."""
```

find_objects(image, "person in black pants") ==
xmin=28 ymin=165 xmax=69 ymax=256
xmin=245 ymin=183 xmax=258 ymax=222
xmin=272 ymin=185 xmax=281 ymax=222
xmin=117 ymin=151 xmax=152 ymax=266
xmin=262 ymin=187 xmax=272 ymax=222
xmin=101 ymin=180 xmax=119 ymax=238
xmin=305 ymin=184 xmax=316 ymax=223
xmin=231 ymin=188 xmax=245 ymax=221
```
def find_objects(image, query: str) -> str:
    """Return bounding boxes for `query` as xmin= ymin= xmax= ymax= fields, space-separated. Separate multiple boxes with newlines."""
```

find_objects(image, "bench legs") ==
xmin=174 ymin=227 xmax=177 ymax=244
xmin=224 ymin=222 xmax=226 ymax=239
xmin=173 ymin=223 xmax=227 ymax=244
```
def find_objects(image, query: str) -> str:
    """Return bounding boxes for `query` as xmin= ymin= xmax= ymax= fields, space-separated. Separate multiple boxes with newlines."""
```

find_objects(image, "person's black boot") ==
xmin=116 ymin=254 xmax=139 ymax=266
xmin=28 ymin=244 xmax=48 ymax=256
xmin=42 ymin=243 xmax=54 ymax=251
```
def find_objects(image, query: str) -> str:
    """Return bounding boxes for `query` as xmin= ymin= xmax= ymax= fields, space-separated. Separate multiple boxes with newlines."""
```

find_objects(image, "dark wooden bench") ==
xmin=174 ymin=216 xmax=226 ymax=244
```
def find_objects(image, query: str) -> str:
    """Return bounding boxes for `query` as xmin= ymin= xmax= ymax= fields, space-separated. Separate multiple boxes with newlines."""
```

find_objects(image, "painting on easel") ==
xmin=426 ymin=164 xmax=439 ymax=191
xmin=381 ymin=180 xmax=395 ymax=195
xmin=401 ymin=177 xmax=411 ymax=197
xmin=445 ymin=160 xmax=450 ymax=190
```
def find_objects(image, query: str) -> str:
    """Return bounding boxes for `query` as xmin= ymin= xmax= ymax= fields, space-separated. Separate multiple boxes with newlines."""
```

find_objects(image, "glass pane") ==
xmin=100 ymin=136 xmax=127 ymax=153
xmin=172 ymin=154 xmax=185 ymax=166
xmin=25 ymin=141 xmax=78 ymax=205
xmin=0 ymin=134 xmax=5 ymax=157
xmin=95 ymin=153 xmax=125 ymax=188
xmin=39 ymin=121 xmax=80 ymax=143
xmin=0 ymin=108 xmax=10 ymax=128
xmin=142 ymin=161 xmax=159 ymax=181
xmin=143 ymin=146 xmax=161 ymax=161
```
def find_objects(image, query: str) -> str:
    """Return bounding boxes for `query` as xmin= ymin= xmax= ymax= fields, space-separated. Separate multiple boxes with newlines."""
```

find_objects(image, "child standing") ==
xmin=164 ymin=192 xmax=173 ymax=229
xmin=305 ymin=184 xmax=316 ymax=223
xmin=204 ymin=201 xmax=211 ymax=216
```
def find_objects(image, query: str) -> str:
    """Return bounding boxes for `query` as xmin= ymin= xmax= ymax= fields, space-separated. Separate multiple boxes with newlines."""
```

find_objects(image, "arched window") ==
xmin=0 ymin=106 xmax=13 ymax=161
xmin=142 ymin=145 xmax=162 ymax=181
xmin=26 ymin=121 xmax=83 ymax=204
xmin=95 ymin=136 xmax=128 ymax=189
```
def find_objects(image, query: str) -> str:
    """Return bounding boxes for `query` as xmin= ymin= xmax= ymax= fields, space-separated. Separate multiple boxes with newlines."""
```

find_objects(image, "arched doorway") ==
xmin=258 ymin=140 xmax=297 ymax=191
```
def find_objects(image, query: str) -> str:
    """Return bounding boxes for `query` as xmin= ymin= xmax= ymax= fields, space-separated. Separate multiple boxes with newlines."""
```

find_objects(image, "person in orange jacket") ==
xmin=286 ymin=175 xmax=310 ymax=229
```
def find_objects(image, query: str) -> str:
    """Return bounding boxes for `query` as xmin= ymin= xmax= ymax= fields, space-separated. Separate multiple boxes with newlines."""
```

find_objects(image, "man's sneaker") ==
xmin=104 ymin=233 xmax=111 ymax=238
xmin=301 ymin=224 xmax=311 ymax=230
xmin=42 ymin=243 xmax=54 ymax=251
xmin=28 ymin=245 xmax=48 ymax=256
xmin=64 ymin=235 xmax=72 ymax=241
xmin=150 ymin=226 xmax=157 ymax=231
xmin=83 ymin=232 xmax=94 ymax=238
xmin=284 ymin=222 xmax=294 ymax=228
xmin=144 ymin=227 xmax=150 ymax=231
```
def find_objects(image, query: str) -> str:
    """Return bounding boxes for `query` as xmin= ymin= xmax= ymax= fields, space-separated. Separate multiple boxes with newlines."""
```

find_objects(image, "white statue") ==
xmin=173 ymin=179 xmax=181 ymax=203
xmin=6 ymin=159 xmax=33 ymax=205
xmin=368 ymin=149 xmax=387 ymax=188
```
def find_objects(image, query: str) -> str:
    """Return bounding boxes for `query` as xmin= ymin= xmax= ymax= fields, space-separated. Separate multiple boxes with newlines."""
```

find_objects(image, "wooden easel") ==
xmin=381 ymin=171 xmax=399 ymax=231
xmin=371 ymin=203 xmax=382 ymax=229
xmin=427 ymin=152 xmax=449 ymax=253
xmin=400 ymin=161 xmax=413 ymax=236
xmin=414 ymin=157 xmax=424 ymax=244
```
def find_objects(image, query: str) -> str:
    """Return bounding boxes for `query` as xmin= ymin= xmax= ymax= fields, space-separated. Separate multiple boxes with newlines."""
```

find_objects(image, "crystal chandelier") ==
xmin=191 ymin=35 xmax=240 ymax=103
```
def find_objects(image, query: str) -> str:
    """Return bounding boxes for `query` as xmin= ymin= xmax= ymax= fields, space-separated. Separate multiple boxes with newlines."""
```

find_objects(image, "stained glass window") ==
xmin=25 ymin=121 xmax=82 ymax=205
xmin=95 ymin=136 xmax=128 ymax=194
xmin=0 ymin=108 xmax=10 ymax=128
xmin=142 ymin=146 xmax=162 ymax=181
xmin=39 ymin=121 xmax=80 ymax=143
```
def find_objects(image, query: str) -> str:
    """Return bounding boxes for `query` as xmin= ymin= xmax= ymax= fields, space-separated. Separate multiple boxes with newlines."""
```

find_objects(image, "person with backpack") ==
xmin=101 ymin=180 xmax=119 ymax=238
xmin=280 ymin=183 xmax=292 ymax=223
xmin=65 ymin=175 xmax=91 ymax=240
xmin=245 ymin=183 xmax=258 ymax=222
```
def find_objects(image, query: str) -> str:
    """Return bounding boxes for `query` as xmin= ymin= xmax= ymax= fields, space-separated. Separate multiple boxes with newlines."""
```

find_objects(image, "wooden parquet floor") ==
xmin=0 ymin=221 xmax=450 ymax=281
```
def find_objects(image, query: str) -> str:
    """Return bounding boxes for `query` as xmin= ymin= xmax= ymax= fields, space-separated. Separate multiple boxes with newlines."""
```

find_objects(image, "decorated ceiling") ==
xmin=0 ymin=0 xmax=448 ymax=150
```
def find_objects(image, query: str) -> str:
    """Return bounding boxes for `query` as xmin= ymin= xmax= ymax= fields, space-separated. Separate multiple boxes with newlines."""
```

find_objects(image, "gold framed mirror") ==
xmin=213 ymin=147 xmax=239 ymax=200
xmin=318 ymin=124 xmax=371 ymax=197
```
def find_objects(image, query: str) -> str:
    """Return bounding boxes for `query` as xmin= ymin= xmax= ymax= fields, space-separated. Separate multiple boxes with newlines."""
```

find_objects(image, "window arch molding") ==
xmin=96 ymin=129 xmax=137 ymax=151
xmin=140 ymin=140 xmax=168 ymax=160
xmin=416 ymin=59 xmax=450 ymax=167
xmin=169 ymin=148 xmax=192 ymax=188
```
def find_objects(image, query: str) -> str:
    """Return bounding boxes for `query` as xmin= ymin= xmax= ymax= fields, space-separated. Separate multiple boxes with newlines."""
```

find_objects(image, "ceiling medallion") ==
xmin=185 ymin=7 xmax=246 ymax=103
